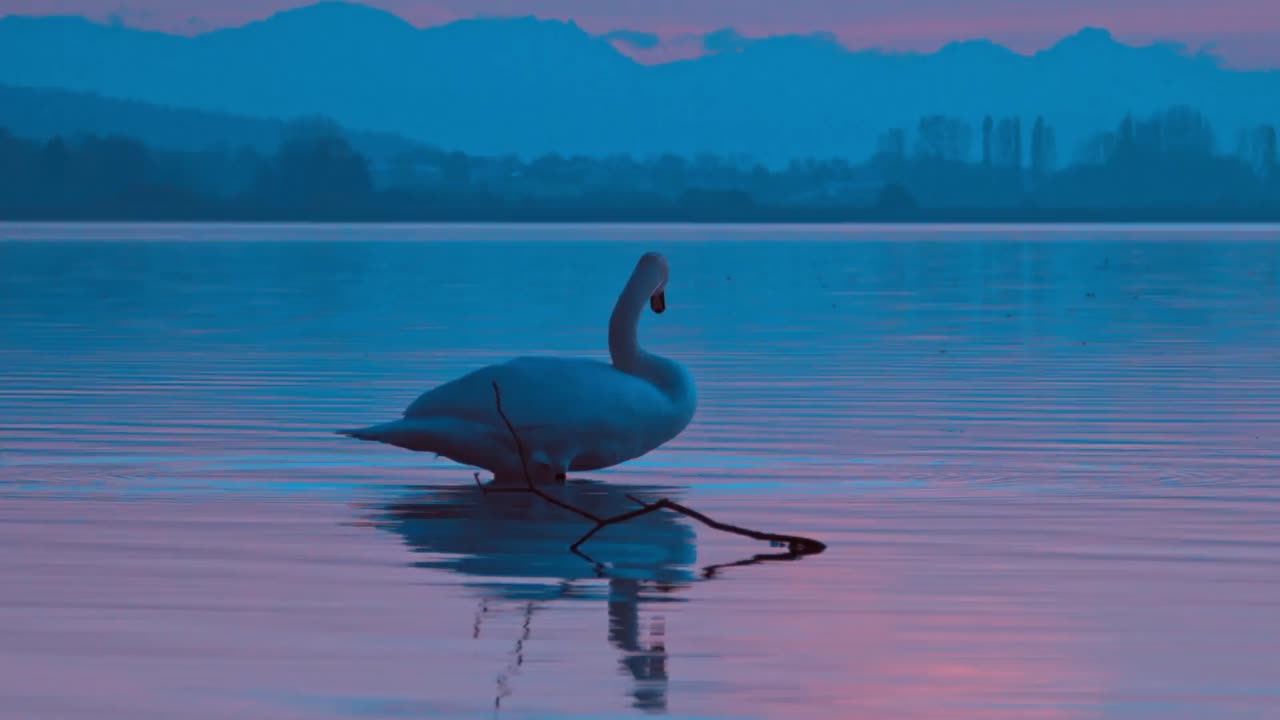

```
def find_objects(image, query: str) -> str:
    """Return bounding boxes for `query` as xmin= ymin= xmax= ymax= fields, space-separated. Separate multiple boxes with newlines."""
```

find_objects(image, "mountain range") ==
xmin=2 ymin=1 xmax=1279 ymax=163
xmin=0 ymin=83 xmax=426 ymax=162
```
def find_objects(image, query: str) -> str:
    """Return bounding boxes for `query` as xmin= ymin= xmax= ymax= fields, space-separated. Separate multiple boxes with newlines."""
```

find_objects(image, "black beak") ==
xmin=650 ymin=291 xmax=666 ymax=314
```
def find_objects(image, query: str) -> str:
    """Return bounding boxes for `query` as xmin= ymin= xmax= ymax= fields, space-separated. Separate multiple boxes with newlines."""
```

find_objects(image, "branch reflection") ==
xmin=369 ymin=478 xmax=813 ymax=714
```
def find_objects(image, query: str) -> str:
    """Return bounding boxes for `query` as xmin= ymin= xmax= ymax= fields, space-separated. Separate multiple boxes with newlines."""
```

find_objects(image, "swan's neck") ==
xmin=609 ymin=275 xmax=684 ymax=389
xmin=608 ymin=266 xmax=697 ymax=422
xmin=608 ymin=276 xmax=650 ymax=375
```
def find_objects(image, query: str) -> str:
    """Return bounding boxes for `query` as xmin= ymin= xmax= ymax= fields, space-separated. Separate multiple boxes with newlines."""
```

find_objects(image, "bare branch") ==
xmin=701 ymin=550 xmax=810 ymax=579
xmin=488 ymin=380 xmax=827 ymax=565
xmin=491 ymin=381 xmax=602 ymax=524
xmin=569 ymin=502 xmax=669 ymax=553
xmin=646 ymin=499 xmax=826 ymax=555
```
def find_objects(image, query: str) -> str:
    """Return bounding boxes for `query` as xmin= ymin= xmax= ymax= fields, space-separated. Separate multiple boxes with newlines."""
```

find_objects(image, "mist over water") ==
xmin=2 ymin=224 xmax=1279 ymax=719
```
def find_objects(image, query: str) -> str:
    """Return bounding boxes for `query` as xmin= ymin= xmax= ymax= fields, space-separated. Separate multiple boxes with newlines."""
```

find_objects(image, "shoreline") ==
xmin=5 ymin=211 xmax=1280 ymax=225
xmin=5 ymin=220 xmax=1280 ymax=243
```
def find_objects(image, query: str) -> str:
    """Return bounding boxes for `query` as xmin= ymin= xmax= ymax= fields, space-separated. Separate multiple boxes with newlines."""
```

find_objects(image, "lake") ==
xmin=2 ymin=223 xmax=1279 ymax=720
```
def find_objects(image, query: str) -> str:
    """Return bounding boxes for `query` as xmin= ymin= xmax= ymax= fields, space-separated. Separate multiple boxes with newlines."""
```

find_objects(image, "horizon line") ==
xmin=0 ymin=1 xmax=1272 ymax=71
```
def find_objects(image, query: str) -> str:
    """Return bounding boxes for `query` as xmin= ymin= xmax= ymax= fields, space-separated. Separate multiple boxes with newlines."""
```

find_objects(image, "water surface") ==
xmin=2 ymin=224 xmax=1279 ymax=719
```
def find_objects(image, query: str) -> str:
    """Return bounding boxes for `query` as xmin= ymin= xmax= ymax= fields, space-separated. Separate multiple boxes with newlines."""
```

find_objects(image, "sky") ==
xmin=2 ymin=0 xmax=1280 ymax=68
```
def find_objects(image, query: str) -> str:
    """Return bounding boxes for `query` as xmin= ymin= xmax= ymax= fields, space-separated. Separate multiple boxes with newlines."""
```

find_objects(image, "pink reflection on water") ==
xmin=3 ymin=231 xmax=1280 ymax=717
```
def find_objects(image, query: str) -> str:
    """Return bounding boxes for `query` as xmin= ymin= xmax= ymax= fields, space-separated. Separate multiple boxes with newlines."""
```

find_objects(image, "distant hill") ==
xmin=3 ymin=2 xmax=1280 ymax=162
xmin=0 ymin=84 xmax=428 ymax=162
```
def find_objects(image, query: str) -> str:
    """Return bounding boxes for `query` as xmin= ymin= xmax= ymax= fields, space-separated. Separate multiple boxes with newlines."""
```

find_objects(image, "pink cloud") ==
xmin=2 ymin=0 xmax=1279 ymax=67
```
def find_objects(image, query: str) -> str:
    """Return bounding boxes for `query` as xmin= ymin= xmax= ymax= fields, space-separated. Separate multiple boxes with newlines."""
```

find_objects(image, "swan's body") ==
xmin=339 ymin=252 xmax=696 ymax=483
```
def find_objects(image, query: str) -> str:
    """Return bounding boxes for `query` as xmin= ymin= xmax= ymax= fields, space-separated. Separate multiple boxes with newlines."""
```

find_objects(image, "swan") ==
xmin=338 ymin=252 xmax=696 ymax=484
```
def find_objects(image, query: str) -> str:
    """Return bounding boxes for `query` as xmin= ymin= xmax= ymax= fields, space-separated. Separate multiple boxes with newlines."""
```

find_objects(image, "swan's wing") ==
xmin=405 ymin=356 xmax=657 ymax=425
xmin=403 ymin=356 xmax=675 ymax=463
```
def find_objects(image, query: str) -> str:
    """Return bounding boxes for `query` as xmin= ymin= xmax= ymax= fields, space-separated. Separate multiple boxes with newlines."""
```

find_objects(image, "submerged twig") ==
xmin=489 ymin=381 xmax=827 ymax=564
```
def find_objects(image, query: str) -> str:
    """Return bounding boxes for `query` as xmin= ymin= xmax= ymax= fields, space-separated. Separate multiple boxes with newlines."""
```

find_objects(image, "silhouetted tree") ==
xmin=40 ymin=137 xmax=71 ymax=204
xmin=1261 ymin=125 xmax=1277 ymax=179
xmin=872 ymin=127 xmax=908 ymax=181
xmin=1116 ymin=114 xmax=1136 ymax=160
xmin=2 ymin=103 xmax=1277 ymax=222
xmin=1238 ymin=124 xmax=1278 ymax=180
xmin=993 ymin=117 xmax=1022 ymax=169
xmin=914 ymin=116 xmax=971 ymax=163
xmin=877 ymin=128 xmax=906 ymax=159
xmin=79 ymin=135 xmax=150 ymax=192
xmin=653 ymin=154 xmax=688 ymax=191
xmin=982 ymin=115 xmax=993 ymax=168
xmin=1030 ymin=116 xmax=1057 ymax=179
xmin=255 ymin=118 xmax=373 ymax=213
xmin=876 ymin=183 xmax=917 ymax=213
xmin=441 ymin=151 xmax=472 ymax=187
xmin=1154 ymin=105 xmax=1214 ymax=157
xmin=1076 ymin=131 xmax=1116 ymax=166
xmin=1045 ymin=106 xmax=1260 ymax=210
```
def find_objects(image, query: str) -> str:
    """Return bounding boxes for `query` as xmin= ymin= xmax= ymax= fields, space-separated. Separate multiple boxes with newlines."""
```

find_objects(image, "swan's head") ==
xmin=637 ymin=252 xmax=670 ymax=314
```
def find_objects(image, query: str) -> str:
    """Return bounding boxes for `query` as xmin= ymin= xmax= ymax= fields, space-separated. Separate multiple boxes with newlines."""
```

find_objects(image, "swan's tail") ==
xmin=335 ymin=417 xmax=458 ymax=454
xmin=337 ymin=419 xmax=415 ymax=443
xmin=336 ymin=423 xmax=390 ymax=442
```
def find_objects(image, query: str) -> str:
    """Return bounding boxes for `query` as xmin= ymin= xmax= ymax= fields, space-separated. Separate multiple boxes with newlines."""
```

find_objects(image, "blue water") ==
xmin=2 ymin=223 xmax=1279 ymax=719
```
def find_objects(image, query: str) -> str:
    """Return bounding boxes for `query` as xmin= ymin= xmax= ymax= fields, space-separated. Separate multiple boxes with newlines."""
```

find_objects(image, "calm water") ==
xmin=2 ymin=224 xmax=1279 ymax=720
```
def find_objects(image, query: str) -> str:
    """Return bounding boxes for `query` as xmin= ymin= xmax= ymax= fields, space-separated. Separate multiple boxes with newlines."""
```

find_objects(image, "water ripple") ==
xmin=2 ymin=228 xmax=1279 ymax=719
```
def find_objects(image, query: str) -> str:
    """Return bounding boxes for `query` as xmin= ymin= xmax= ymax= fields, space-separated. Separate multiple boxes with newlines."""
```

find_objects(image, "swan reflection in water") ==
xmin=373 ymin=479 xmax=700 ymax=713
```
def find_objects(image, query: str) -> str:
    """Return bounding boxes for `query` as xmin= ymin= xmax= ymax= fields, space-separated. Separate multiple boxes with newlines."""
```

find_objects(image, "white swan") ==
xmin=339 ymin=252 xmax=696 ymax=484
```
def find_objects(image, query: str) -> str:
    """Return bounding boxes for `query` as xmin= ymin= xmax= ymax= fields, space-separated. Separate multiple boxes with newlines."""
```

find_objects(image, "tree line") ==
xmin=1 ymin=108 xmax=1277 ymax=221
